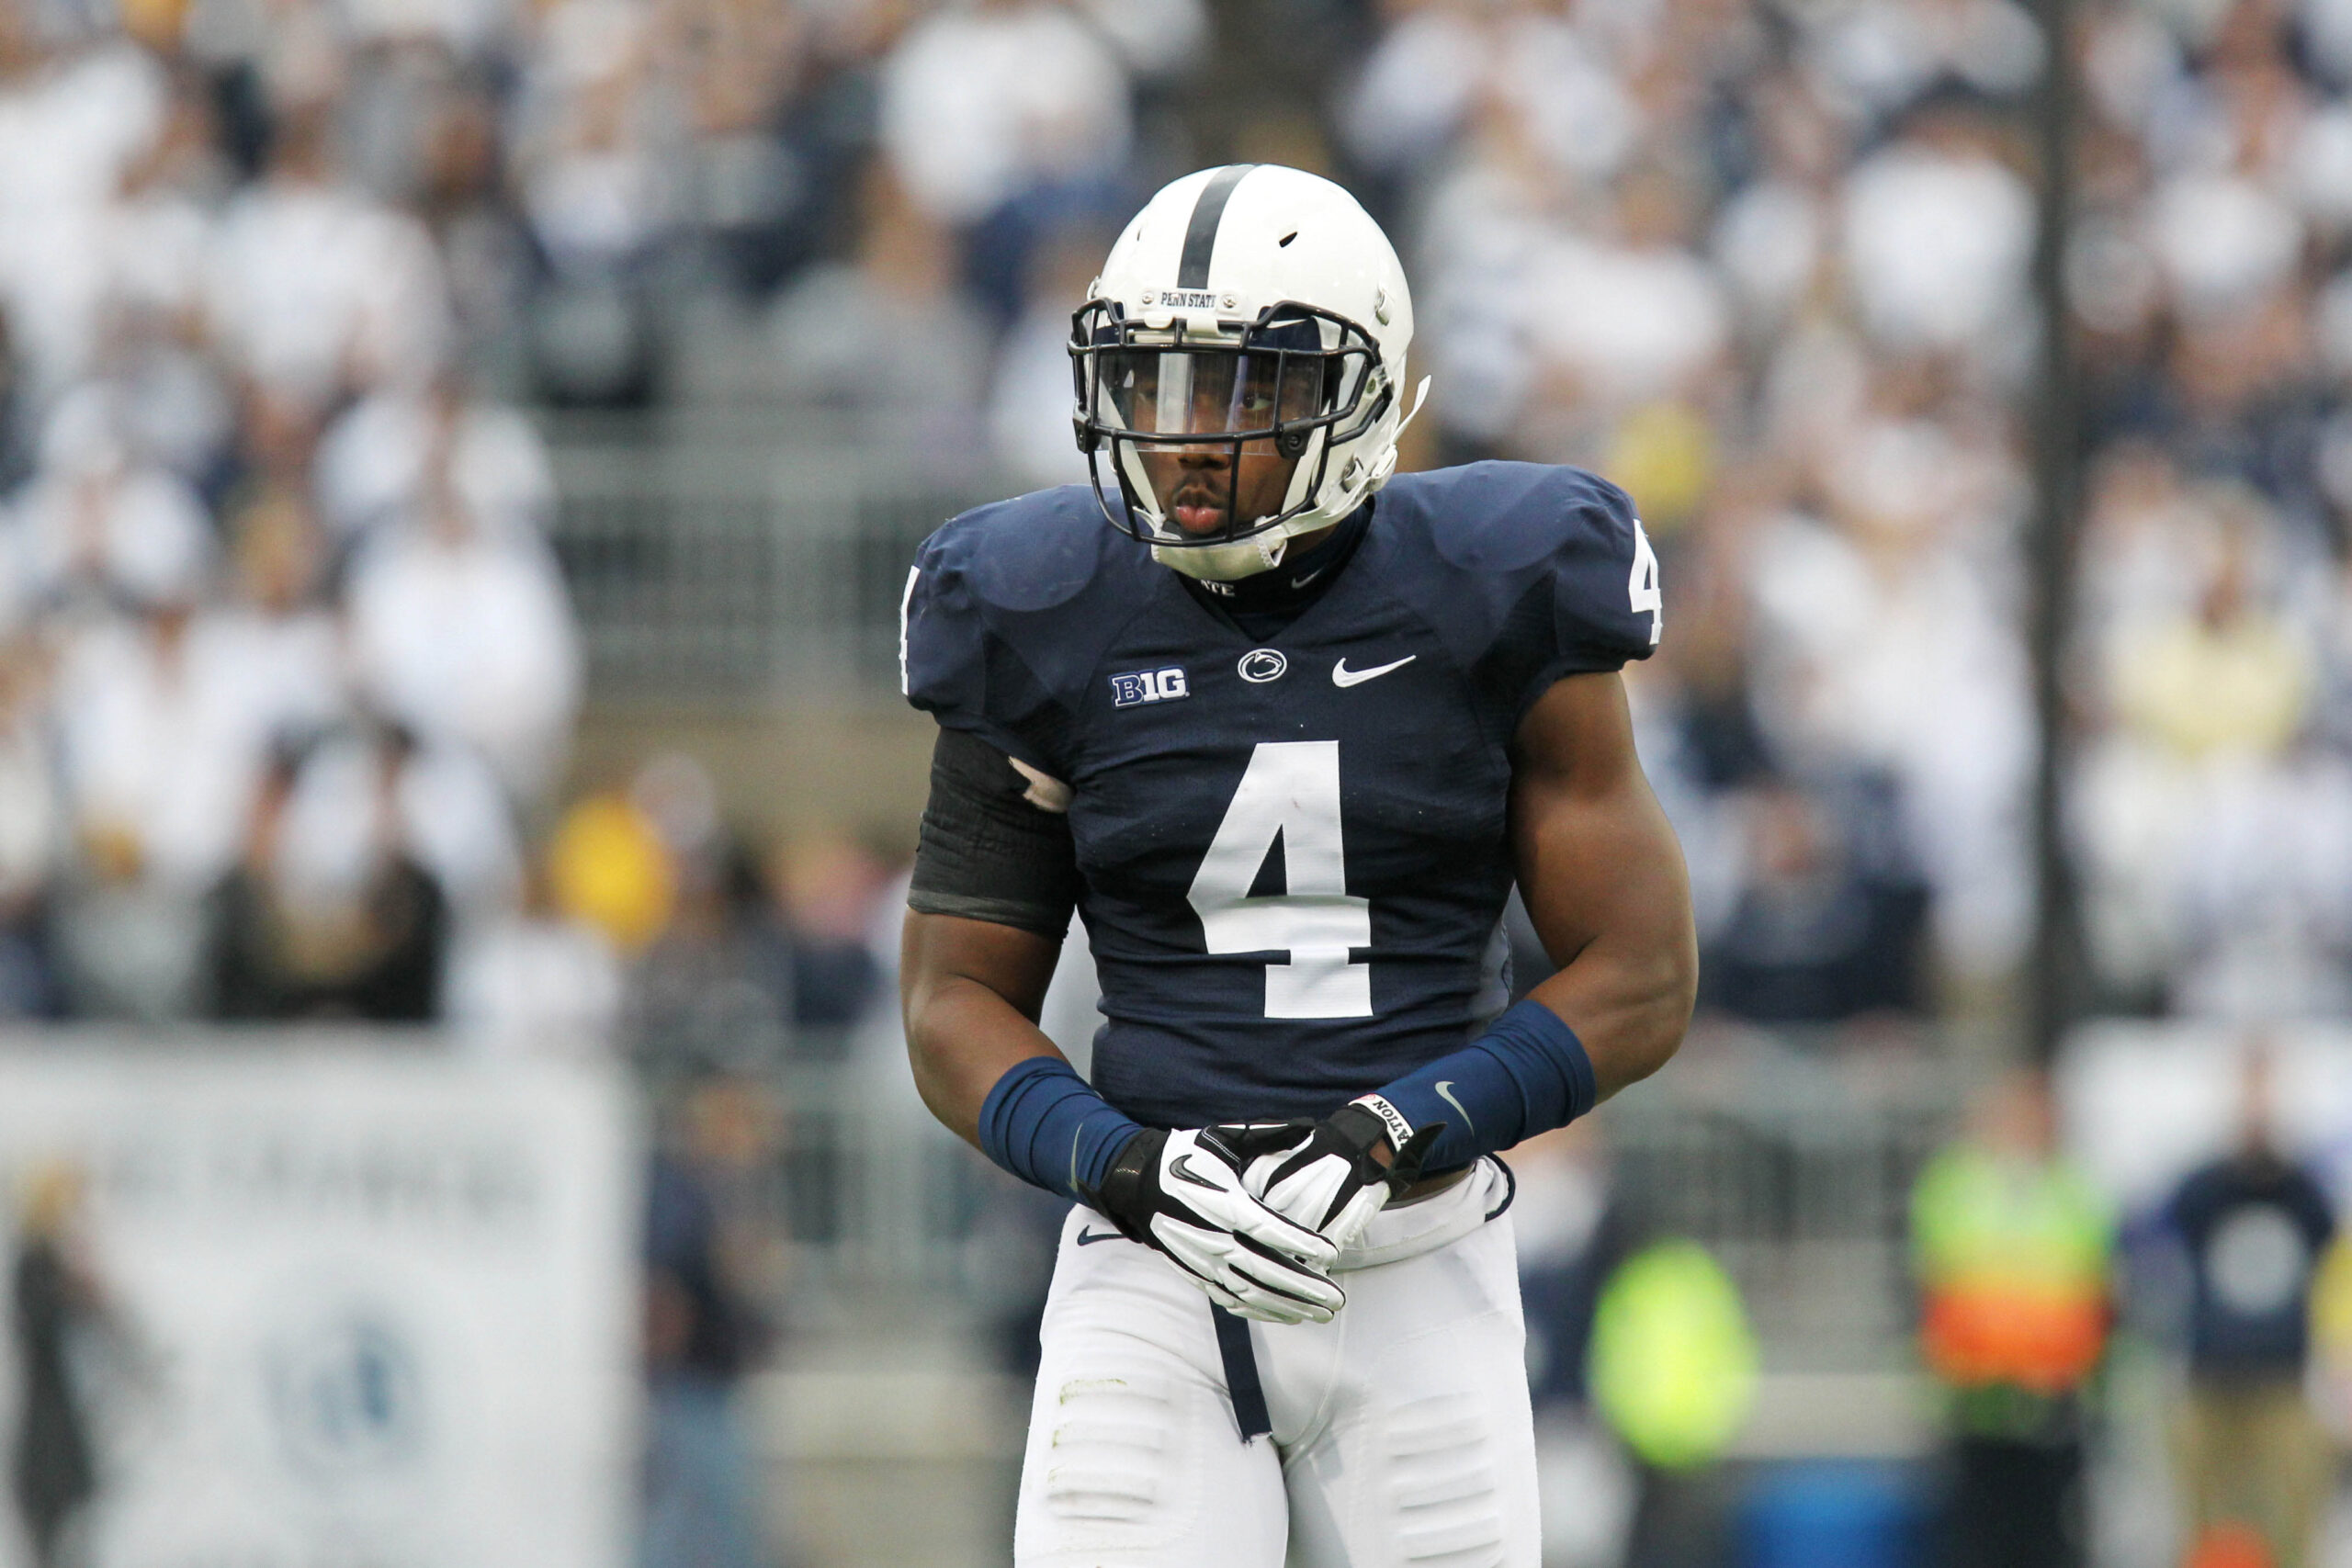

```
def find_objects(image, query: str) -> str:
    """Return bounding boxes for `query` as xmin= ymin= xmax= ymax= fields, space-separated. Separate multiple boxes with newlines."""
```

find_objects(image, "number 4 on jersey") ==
xmin=1187 ymin=741 xmax=1374 ymax=1020
xmin=1629 ymin=519 xmax=1662 ymax=646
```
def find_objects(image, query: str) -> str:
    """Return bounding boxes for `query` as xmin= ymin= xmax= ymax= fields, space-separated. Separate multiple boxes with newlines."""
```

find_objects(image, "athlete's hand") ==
xmin=1087 ymin=1127 xmax=1346 ymax=1324
xmin=1213 ymin=1104 xmax=1445 ymax=1253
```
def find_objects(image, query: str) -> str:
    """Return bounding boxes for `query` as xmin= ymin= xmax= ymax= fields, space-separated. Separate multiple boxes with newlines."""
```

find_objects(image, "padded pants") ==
xmin=1012 ymin=1163 xmax=1538 ymax=1568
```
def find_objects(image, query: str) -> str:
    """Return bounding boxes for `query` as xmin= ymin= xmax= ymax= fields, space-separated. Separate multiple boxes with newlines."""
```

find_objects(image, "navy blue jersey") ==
xmin=901 ymin=461 xmax=1661 ymax=1129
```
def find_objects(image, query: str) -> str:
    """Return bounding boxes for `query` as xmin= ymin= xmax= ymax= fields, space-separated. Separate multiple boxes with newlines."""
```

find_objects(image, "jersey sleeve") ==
xmin=1535 ymin=473 xmax=1662 ymax=687
xmin=1455 ymin=467 xmax=1664 ymax=723
xmin=899 ymin=525 xmax=1076 ymax=777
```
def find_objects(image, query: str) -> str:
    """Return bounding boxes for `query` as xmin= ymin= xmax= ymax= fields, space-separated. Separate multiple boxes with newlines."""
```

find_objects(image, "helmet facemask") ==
xmin=1070 ymin=300 xmax=1394 ymax=579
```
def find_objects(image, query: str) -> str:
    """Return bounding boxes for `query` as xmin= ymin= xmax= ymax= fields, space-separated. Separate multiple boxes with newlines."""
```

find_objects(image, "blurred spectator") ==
xmin=2075 ymin=476 xmax=2352 ymax=1015
xmin=877 ymin=0 xmax=1131 ymax=232
xmin=0 ymin=639 xmax=59 ymax=1018
xmin=643 ymin=1076 xmax=780 ymax=1568
xmin=214 ymin=481 xmax=342 ymax=731
xmin=1343 ymin=0 xmax=1634 ymax=193
xmin=1838 ymin=92 xmax=2035 ymax=370
xmin=512 ymin=0 xmax=671 ymax=405
xmin=0 ymin=30 xmax=169 ymax=401
xmin=988 ymin=222 xmax=1112 ymax=491
xmin=345 ymin=486 xmax=582 ymax=799
xmin=206 ymin=727 xmax=450 ymax=1022
xmin=314 ymin=367 xmax=557 ymax=543
xmin=447 ymin=856 xmax=627 ymax=1054
xmin=206 ymin=100 xmax=451 ymax=414
xmin=629 ymin=838 xmax=790 ymax=1081
xmin=766 ymin=829 xmax=886 ymax=1032
xmin=2163 ymin=1044 xmax=2336 ymax=1568
xmin=1513 ymin=1124 xmax=1641 ymax=1568
xmin=1589 ymin=1237 xmax=1758 ymax=1568
xmin=1910 ymin=1071 xmax=2116 ymax=1568
xmin=11 ymin=1165 xmax=105 ymax=1568
xmin=2109 ymin=498 xmax=2310 ymax=761
xmin=960 ymin=1157 xmax=1070 ymax=1379
xmin=48 ymin=570 xmax=273 ymax=1021
xmin=1699 ymin=775 xmax=1929 ymax=1023
xmin=620 ymin=757 xmax=796 ymax=1078
xmin=768 ymin=162 xmax=990 ymax=465
xmin=15 ymin=385 xmax=212 ymax=626
xmin=662 ymin=0 xmax=810 ymax=298
xmin=550 ymin=788 xmax=677 ymax=956
xmin=410 ymin=67 xmax=536 ymax=376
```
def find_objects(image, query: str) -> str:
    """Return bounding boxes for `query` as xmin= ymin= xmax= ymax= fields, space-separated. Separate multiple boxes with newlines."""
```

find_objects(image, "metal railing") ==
xmin=1599 ymin=1028 xmax=1959 ymax=1369
xmin=750 ymin=1020 xmax=1964 ymax=1364
xmin=543 ymin=410 xmax=1007 ymax=695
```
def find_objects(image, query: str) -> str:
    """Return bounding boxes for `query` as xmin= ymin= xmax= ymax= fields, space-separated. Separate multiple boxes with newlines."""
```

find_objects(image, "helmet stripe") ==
xmin=1177 ymin=164 xmax=1257 ymax=289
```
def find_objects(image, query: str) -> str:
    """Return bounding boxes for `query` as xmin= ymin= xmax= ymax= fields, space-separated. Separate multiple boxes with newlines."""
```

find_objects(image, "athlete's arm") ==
xmin=899 ymin=727 xmax=1081 ymax=1146
xmin=900 ymin=910 xmax=1064 ymax=1147
xmin=899 ymin=729 xmax=1344 ymax=1321
xmin=1235 ymin=670 xmax=1695 ymax=1227
xmin=1510 ymin=671 xmax=1697 ymax=1100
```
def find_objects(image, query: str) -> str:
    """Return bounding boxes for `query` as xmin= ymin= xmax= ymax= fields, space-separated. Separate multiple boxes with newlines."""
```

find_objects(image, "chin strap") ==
xmin=1329 ymin=375 xmax=1433 ymax=513
xmin=1152 ymin=530 xmax=1291 ymax=581
xmin=1393 ymin=376 xmax=1432 ymax=444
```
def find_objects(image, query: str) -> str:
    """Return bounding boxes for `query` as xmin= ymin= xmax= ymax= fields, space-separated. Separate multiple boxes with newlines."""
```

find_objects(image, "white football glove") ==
xmin=1087 ymin=1127 xmax=1346 ymax=1323
xmin=1214 ymin=1099 xmax=1445 ymax=1253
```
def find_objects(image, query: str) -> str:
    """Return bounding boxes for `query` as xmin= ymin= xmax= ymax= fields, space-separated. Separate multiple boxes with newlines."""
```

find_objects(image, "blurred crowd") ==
xmin=1366 ymin=0 xmax=2352 ymax=1030
xmin=0 ymin=0 xmax=946 ymax=1041
xmin=0 ymin=0 xmax=2349 ymax=1554
xmin=0 ymin=0 xmax=2344 ymax=1027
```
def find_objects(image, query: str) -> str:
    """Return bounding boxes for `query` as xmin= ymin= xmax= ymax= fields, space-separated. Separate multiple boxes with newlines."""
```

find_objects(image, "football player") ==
xmin=898 ymin=164 xmax=1696 ymax=1566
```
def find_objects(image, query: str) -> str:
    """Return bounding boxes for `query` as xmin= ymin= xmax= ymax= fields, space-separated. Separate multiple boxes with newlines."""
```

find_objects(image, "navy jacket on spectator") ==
xmin=2166 ymin=1153 xmax=2335 ymax=1382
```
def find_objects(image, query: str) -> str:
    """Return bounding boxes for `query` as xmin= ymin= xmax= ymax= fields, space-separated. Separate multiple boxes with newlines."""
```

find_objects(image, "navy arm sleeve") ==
xmin=1357 ymin=999 xmax=1598 ymax=1172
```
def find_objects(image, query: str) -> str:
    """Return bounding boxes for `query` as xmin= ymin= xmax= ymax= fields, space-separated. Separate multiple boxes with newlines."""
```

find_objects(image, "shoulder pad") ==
xmin=1380 ymin=462 xmax=1662 ymax=680
xmin=900 ymin=486 xmax=1138 ymax=771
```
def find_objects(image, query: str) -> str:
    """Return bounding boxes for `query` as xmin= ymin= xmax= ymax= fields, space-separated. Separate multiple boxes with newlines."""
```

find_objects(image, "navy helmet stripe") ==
xmin=1177 ymin=165 xmax=1256 ymax=290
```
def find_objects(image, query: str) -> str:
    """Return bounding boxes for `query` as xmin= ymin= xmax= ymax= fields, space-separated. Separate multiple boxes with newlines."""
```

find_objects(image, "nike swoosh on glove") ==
xmin=1213 ymin=1101 xmax=1446 ymax=1254
xmin=1083 ymin=1127 xmax=1346 ymax=1324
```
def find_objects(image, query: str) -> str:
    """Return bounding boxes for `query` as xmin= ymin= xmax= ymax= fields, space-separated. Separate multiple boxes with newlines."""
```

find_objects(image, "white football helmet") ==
xmin=1070 ymin=164 xmax=1428 ymax=581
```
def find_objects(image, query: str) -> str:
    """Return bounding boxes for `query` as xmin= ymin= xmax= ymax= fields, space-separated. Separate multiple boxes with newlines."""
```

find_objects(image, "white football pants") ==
xmin=1012 ymin=1160 xmax=1539 ymax=1568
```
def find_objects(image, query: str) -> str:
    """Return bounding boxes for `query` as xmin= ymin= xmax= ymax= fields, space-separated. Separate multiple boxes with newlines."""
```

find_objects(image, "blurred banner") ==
xmin=0 ymin=1036 xmax=638 ymax=1568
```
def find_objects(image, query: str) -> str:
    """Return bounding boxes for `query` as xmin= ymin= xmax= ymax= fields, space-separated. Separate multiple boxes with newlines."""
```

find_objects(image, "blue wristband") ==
xmin=976 ymin=1055 xmax=1145 ymax=1203
xmin=1370 ymin=999 xmax=1597 ymax=1169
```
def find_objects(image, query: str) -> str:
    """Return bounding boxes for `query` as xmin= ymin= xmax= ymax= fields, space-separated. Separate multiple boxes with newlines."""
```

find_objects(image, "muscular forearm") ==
xmin=1524 ymin=917 xmax=1696 ymax=1102
xmin=904 ymin=973 xmax=1065 ymax=1146
xmin=900 ymin=910 xmax=1066 ymax=1146
xmin=1510 ymin=673 xmax=1697 ymax=1104
xmin=900 ymin=910 xmax=1142 ymax=1202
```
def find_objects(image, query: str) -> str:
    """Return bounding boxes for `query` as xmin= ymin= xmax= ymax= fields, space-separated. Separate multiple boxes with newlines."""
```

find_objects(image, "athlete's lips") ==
xmin=1170 ymin=483 xmax=1227 ymax=536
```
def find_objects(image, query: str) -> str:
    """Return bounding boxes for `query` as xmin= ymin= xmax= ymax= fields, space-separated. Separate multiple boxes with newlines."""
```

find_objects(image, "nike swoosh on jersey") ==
xmin=1434 ymin=1080 xmax=1476 ymax=1135
xmin=1075 ymin=1227 xmax=1125 ymax=1246
xmin=1331 ymin=655 xmax=1417 ymax=688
